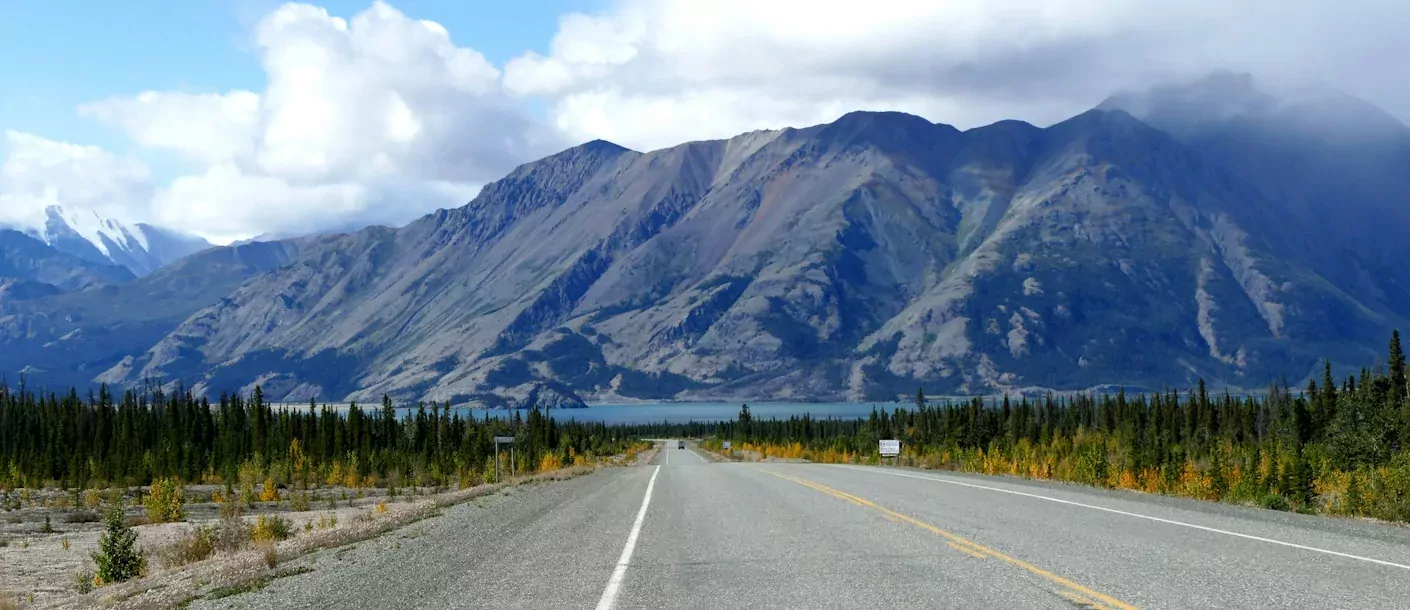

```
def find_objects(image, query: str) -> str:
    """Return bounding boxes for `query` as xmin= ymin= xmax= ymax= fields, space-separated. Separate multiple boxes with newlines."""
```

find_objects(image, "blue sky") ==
xmin=0 ymin=0 xmax=595 ymax=174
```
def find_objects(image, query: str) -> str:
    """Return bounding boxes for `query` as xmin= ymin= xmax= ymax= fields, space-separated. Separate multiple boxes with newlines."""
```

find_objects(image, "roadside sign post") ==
xmin=722 ymin=441 xmax=732 ymax=450
xmin=879 ymin=439 xmax=901 ymax=463
xmin=494 ymin=436 xmax=515 ymax=480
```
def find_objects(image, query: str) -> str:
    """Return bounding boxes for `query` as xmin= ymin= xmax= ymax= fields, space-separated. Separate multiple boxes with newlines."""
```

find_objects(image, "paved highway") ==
xmin=197 ymin=441 xmax=1410 ymax=609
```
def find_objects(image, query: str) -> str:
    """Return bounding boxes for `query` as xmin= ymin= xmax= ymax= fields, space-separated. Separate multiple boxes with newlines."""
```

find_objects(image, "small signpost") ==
xmin=494 ymin=436 xmax=515 ymax=480
xmin=879 ymin=439 xmax=901 ymax=459
xmin=722 ymin=441 xmax=732 ymax=450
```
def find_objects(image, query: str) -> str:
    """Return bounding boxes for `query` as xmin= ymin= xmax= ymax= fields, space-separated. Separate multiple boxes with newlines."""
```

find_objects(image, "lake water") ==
xmin=284 ymin=401 xmax=910 ymax=424
xmin=284 ymin=389 xmax=1267 ymax=425
xmin=504 ymin=401 xmax=910 ymax=424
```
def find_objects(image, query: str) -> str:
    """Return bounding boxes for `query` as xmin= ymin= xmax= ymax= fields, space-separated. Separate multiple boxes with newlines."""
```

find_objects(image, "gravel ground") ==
xmin=4 ymin=448 xmax=653 ymax=610
xmin=0 ymin=485 xmax=454 ymax=607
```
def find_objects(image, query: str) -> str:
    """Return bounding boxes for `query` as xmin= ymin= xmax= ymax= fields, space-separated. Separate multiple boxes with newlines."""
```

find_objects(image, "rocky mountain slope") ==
xmin=0 ymin=229 xmax=134 ymax=291
xmin=0 ymin=239 xmax=304 ymax=389
xmin=92 ymin=87 xmax=1408 ymax=403
xmin=1101 ymin=72 xmax=1410 ymax=322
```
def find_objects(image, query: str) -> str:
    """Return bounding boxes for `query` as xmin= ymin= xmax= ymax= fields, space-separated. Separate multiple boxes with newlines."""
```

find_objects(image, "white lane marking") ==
xmin=596 ymin=465 xmax=661 ymax=610
xmin=835 ymin=465 xmax=1410 ymax=572
xmin=665 ymin=443 xmax=670 ymax=465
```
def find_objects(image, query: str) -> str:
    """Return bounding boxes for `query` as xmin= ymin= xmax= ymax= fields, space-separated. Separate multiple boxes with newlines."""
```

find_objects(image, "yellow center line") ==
xmin=763 ymin=470 xmax=1138 ymax=610
xmin=947 ymin=541 xmax=990 ymax=559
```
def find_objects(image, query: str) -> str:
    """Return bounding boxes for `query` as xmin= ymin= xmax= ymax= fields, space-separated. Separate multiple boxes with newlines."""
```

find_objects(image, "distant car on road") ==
xmin=677 ymin=440 xmax=685 ymax=449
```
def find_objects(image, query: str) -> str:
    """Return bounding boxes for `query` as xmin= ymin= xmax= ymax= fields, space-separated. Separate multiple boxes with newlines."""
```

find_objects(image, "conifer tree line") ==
xmin=658 ymin=332 xmax=1410 ymax=522
xmin=0 ymin=383 xmax=636 ymax=491
xmin=4 ymin=332 xmax=1409 ymax=522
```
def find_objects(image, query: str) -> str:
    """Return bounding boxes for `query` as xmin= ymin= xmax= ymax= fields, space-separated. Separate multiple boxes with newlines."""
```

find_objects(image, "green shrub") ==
xmin=1259 ymin=493 xmax=1291 ymax=512
xmin=251 ymin=515 xmax=292 ymax=543
xmin=93 ymin=509 xmax=145 ymax=584
xmin=74 ymin=570 xmax=95 ymax=594
xmin=240 ymin=479 xmax=256 ymax=508
xmin=145 ymin=478 xmax=185 ymax=523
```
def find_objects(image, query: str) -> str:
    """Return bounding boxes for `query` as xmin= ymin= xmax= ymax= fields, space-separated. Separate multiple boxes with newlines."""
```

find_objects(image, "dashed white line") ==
xmin=596 ymin=465 xmax=661 ymax=610
xmin=835 ymin=465 xmax=1410 ymax=572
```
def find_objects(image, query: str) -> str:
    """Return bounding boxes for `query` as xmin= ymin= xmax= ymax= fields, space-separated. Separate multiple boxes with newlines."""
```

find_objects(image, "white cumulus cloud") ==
xmin=79 ymin=91 xmax=261 ymax=164
xmin=0 ymin=130 xmax=154 ymax=232
xmin=505 ymin=0 xmax=1410 ymax=152
xmin=70 ymin=1 xmax=560 ymax=243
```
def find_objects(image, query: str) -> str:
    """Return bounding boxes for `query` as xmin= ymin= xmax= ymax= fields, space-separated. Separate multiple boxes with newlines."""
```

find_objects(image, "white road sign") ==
xmin=722 ymin=441 xmax=732 ymax=449
xmin=878 ymin=439 xmax=901 ymax=456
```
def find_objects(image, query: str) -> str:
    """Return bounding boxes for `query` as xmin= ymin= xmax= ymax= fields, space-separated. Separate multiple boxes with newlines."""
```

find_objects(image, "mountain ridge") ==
xmin=0 ymin=75 xmax=1404 ymax=403
xmin=93 ymin=96 xmax=1405 ymax=403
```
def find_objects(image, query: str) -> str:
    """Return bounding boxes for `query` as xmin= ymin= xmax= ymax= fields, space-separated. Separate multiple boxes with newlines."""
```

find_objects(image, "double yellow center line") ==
xmin=764 ymin=470 xmax=1137 ymax=610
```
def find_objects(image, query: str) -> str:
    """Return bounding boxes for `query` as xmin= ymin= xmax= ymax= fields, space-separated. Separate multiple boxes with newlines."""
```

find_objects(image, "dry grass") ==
xmin=64 ymin=511 xmax=100 ymax=524
xmin=152 ymin=528 xmax=213 ymax=570
xmin=24 ymin=464 xmax=604 ymax=610
xmin=210 ymin=518 xmax=253 ymax=554
xmin=257 ymin=542 xmax=277 ymax=569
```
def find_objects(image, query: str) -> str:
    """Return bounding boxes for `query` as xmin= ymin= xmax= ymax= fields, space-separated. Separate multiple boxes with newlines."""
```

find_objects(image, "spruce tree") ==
xmin=1390 ymin=330 xmax=1406 ymax=404
xmin=1285 ymin=449 xmax=1314 ymax=511
xmin=1209 ymin=448 xmax=1228 ymax=499
xmin=1395 ymin=331 xmax=1410 ymax=447
xmin=93 ymin=509 xmax=144 ymax=584
xmin=1320 ymin=360 xmax=1338 ymax=436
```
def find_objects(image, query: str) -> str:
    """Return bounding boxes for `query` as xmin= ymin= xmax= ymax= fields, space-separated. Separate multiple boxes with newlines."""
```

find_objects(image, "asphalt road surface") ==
xmin=198 ymin=441 xmax=1410 ymax=609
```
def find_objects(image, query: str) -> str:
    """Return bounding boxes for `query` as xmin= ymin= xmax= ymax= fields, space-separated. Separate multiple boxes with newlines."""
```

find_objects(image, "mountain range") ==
xmin=1 ymin=73 xmax=1406 ymax=403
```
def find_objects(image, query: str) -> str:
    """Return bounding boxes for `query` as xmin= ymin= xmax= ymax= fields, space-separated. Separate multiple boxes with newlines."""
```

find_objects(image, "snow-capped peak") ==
xmin=45 ymin=205 xmax=148 ymax=257
xmin=12 ymin=205 xmax=213 ymax=277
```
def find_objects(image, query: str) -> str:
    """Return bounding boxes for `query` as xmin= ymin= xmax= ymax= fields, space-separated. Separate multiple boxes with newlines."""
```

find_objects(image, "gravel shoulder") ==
xmin=188 ymin=466 xmax=658 ymax=610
